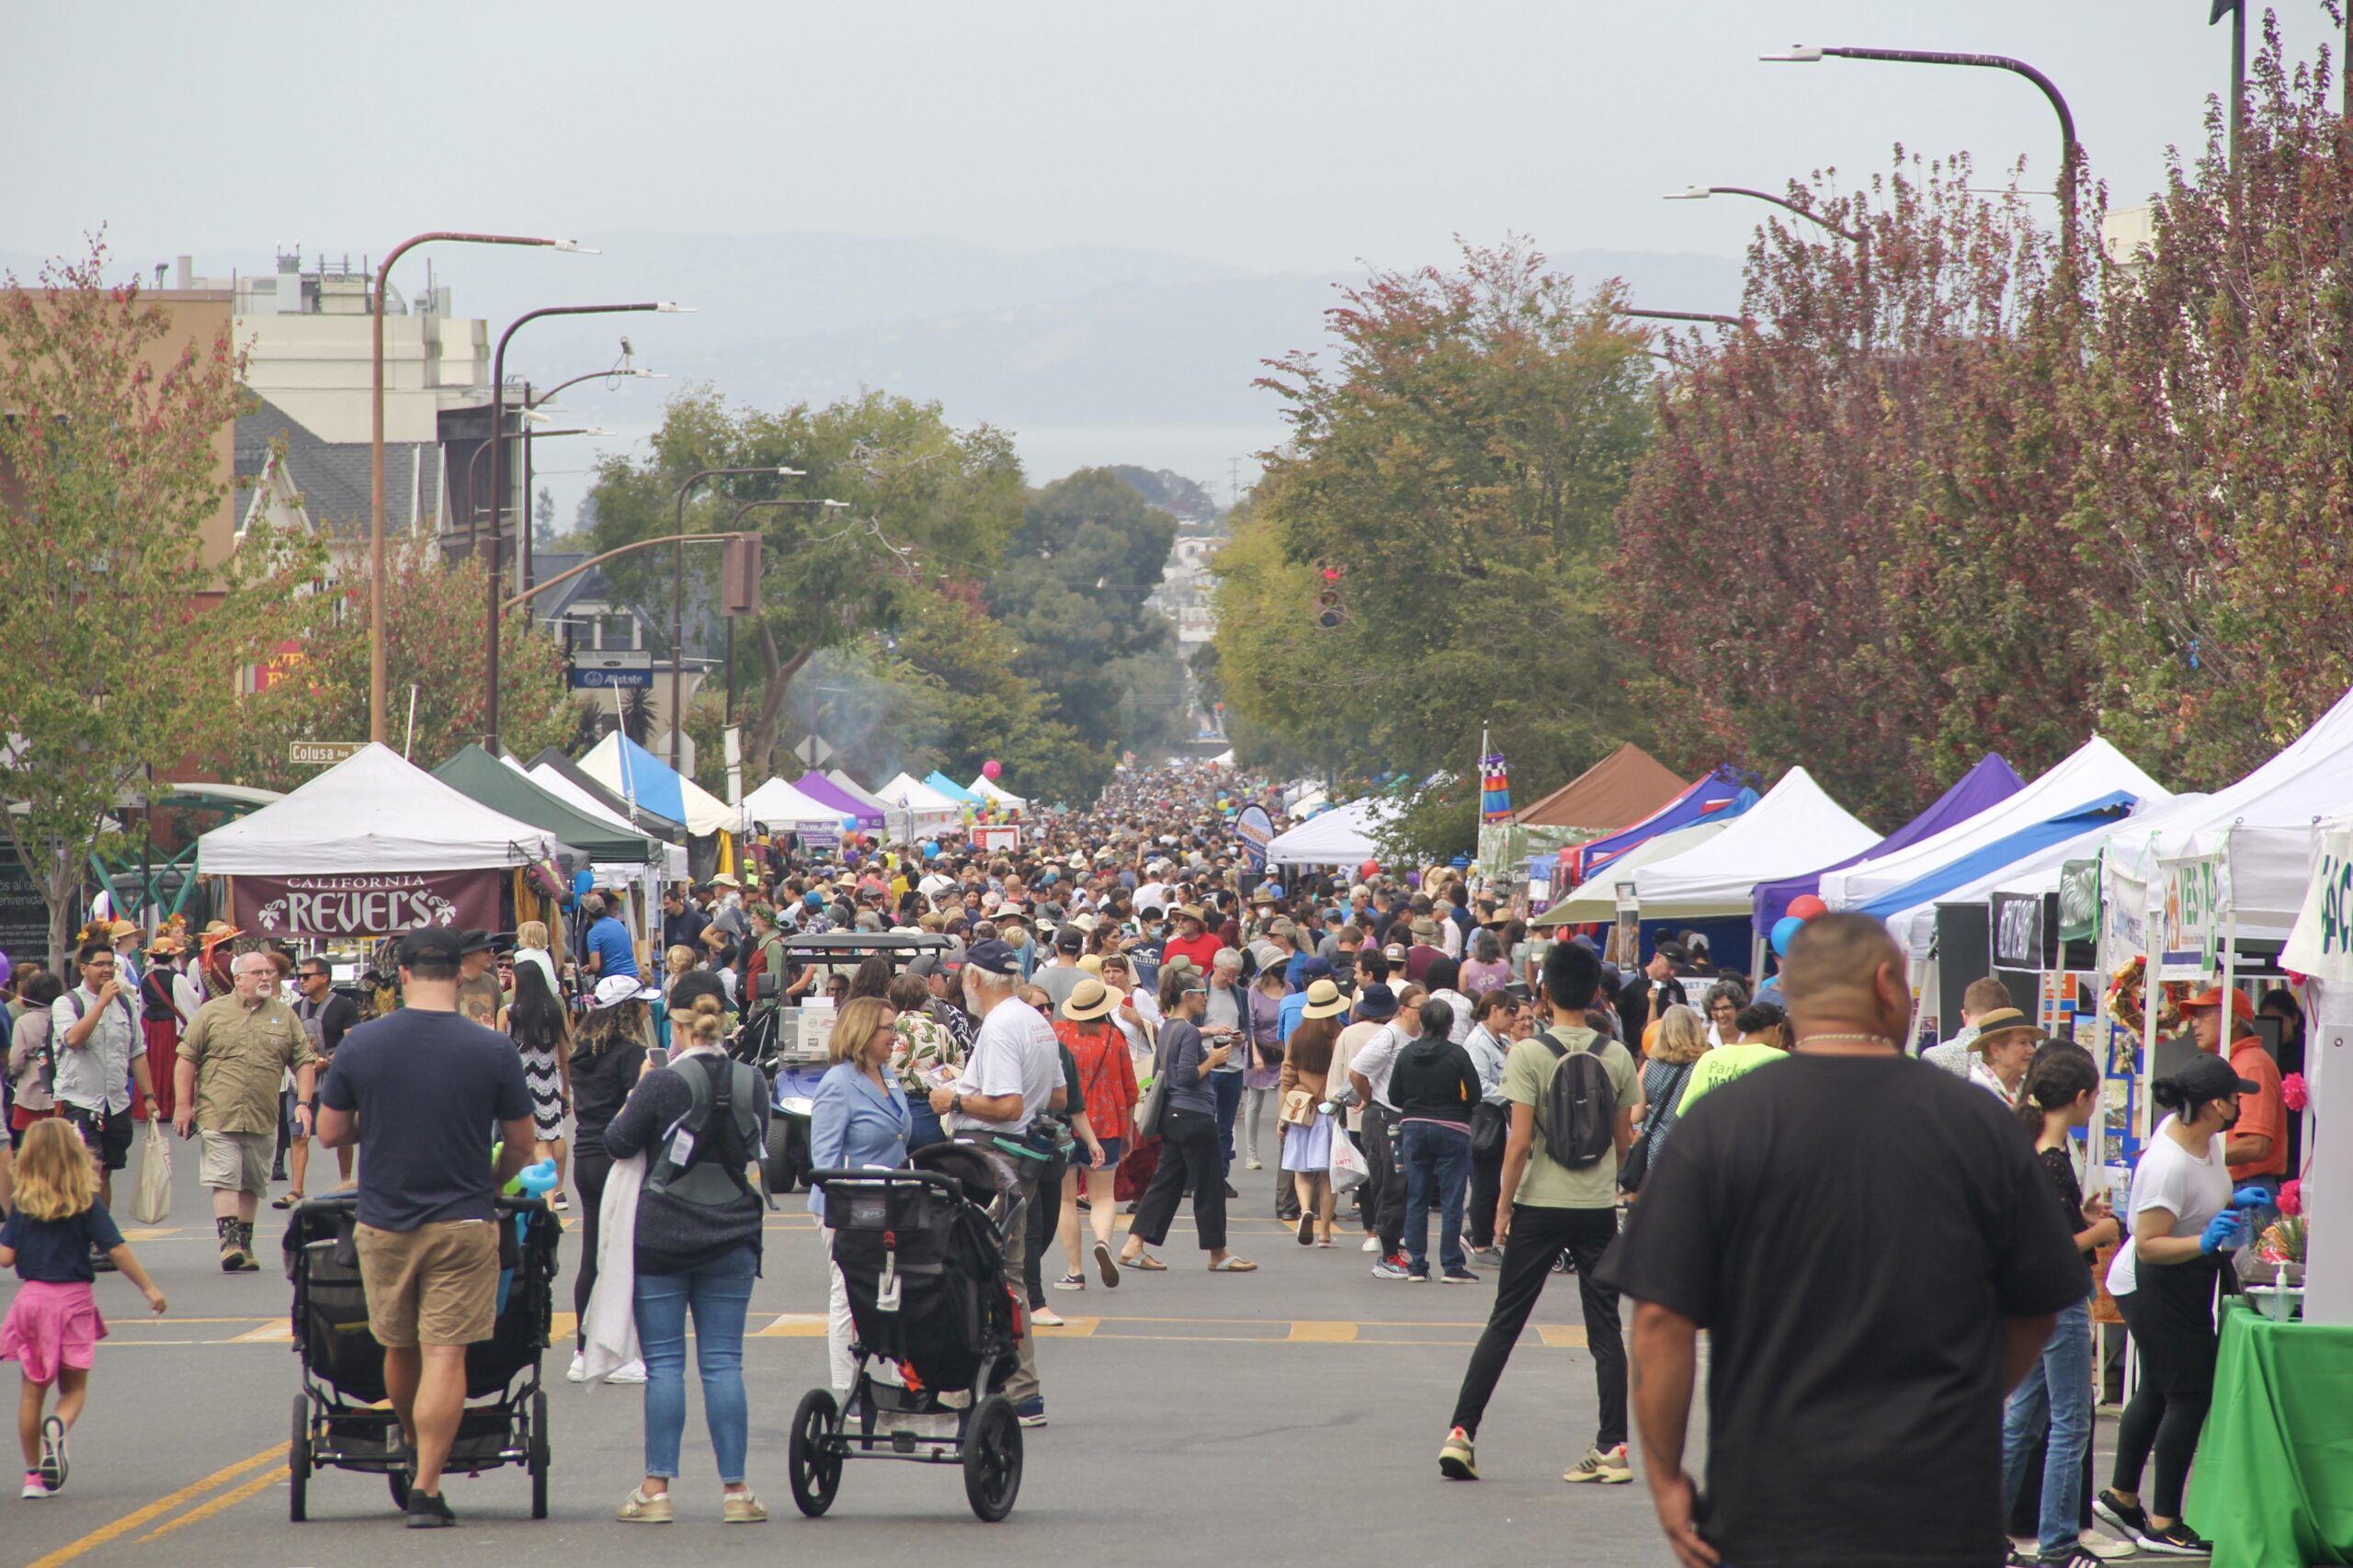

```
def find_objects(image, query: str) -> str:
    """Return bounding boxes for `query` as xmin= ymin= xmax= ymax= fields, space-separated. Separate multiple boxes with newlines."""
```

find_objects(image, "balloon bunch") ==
xmin=1769 ymin=893 xmax=1828 ymax=959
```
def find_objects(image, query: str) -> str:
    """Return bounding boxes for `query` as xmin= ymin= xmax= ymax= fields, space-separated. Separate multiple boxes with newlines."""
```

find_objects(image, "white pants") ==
xmin=823 ymin=1225 xmax=856 ymax=1395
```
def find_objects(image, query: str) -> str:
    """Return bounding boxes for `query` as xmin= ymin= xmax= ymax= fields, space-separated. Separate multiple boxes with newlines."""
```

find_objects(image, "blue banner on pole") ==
xmin=1236 ymin=804 xmax=1273 ymax=872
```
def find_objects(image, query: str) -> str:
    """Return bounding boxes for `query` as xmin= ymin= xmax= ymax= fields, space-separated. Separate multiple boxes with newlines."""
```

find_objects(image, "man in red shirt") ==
xmin=2182 ymin=986 xmax=2288 ymax=1187
xmin=1163 ymin=904 xmax=1224 ymax=974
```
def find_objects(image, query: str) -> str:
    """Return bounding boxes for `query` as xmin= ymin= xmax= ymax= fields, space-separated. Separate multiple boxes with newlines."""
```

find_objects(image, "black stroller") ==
xmin=790 ymin=1142 xmax=1028 ymax=1521
xmin=281 ymin=1191 xmax=562 ymax=1521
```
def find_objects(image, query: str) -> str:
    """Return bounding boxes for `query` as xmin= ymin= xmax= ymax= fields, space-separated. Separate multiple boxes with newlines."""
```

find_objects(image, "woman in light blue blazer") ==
xmin=809 ymin=995 xmax=912 ymax=1395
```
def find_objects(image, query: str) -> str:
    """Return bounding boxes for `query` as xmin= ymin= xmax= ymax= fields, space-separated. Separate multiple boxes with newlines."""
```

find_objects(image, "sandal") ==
xmin=271 ymin=1192 xmax=302 ymax=1210
xmin=1122 ymin=1253 xmax=1167 ymax=1271
xmin=1208 ymin=1257 xmax=1258 ymax=1272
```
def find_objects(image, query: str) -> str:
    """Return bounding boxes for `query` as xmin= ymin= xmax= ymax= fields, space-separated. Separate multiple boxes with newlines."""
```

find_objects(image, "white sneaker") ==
xmin=21 ymin=1471 xmax=54 ymax=1500
xmin=1244 ymin=1156 xmax=1263 ymax=1170
xmin=1031 ymin=1304 xmax=1066 ymax=1327
xmin=566 ymin=1352 xmax=587 ymax=1383
xmin=2076 ymin=1529 xmax=2138 ymax=1561
xmin=1360 ymin=1236 xmax=1381 ymax=1253
xmin=608 ymin=1358 xmax=647 ymax=1384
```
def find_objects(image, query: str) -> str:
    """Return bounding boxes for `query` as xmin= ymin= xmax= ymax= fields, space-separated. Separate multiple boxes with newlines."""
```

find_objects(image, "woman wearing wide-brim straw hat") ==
xmin=1279 ymin=979 xmax=1350 ymax=1247
xmin=1052 ymin=978 xmax=1136 ymax=1290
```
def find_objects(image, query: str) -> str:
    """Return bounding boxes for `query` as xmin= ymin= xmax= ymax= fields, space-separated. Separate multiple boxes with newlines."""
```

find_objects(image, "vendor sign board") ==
xmin=1992 ymin=891 xmax=2045 ymax=971
xmin=2281 ymin=818 xmax=2353 ymax=984
xmin=1235 ymin=805 xmax=1274 ymax=872
xmin=973 ymin=824 xmax=1021 ymax=855
xmin=233 ymin=869 xmax=501 ymax=938
xmin=2154 ymin=851 xmax=2229 ymax=979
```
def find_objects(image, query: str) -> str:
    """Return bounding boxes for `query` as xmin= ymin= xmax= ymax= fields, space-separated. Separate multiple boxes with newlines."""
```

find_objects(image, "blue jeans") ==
xmin=633 ymin=1244 xmax=757 ymax=1484
xmin=1400 ymin=1120 xmax=1471 ymax=1276
xmin=1210 ymin=1069 xmax=1244 ymax=1173
xmin=2003 ymin=1296 xmax=2093 ymax=1556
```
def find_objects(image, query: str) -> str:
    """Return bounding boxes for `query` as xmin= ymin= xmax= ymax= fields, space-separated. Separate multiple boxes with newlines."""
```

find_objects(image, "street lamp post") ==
xmin=1761 ymin=45 xmax=2078 ymax=261
xmin=513 ymin=359 xmax=665 ymax=593
xmin=1665 ymin=185 xmax=1871 ymax=337
xmin=668 ymin=467 xmax=804 ymax=772
xmin=483 ymin=302 xmax=689 ymax=753
xmin=1622 ymin=308 xmax=1748 ymax=328
xmin=369 ymin=231 xmax=592 ymax=744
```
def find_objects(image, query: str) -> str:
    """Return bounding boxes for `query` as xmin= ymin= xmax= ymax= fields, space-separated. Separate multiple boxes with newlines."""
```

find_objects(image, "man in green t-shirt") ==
xmin=1438 ymin=939 xmax=1637 ymax=1486
xmin=1675 ymin=999 xmax=1790 ymax=1116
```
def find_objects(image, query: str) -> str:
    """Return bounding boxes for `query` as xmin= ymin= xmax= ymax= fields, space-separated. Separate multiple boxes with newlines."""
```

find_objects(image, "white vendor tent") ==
xmin=2097 ymin=684 xmax=2353 ymax=941
xmin=824 ymin=770 xmax=894 ymax=815
xmin=1610 ymin=767 xmax=1877 ymax=919
xmin=1536 ymin=818 xmax=1734 ymax=925
xmin=199 ymin=744 xmax=565 ymax=874
xmin=1823 ymin=735 xmax=2171 ymax=912
xmin=1880 ymin=806 xmax=2171 ymax=964
xmin=969 ymin=775 xmax=1028 ymax=809
xmin=878 ymin=773 xmax=965 ymax=834
xmin=742 ymin=776 xmax=844 ymax=829
xmin=1266 ymin=797 xmax=1400 ymax=869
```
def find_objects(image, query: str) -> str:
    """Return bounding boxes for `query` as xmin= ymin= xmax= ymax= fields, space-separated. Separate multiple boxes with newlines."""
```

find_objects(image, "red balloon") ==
xmin=1788 ymin=894 xmax=1828 ymax=922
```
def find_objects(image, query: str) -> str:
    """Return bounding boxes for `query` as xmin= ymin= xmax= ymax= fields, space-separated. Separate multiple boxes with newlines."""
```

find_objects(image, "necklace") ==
xmin=1795 ymin=1032 xmax=1895 ymax=1049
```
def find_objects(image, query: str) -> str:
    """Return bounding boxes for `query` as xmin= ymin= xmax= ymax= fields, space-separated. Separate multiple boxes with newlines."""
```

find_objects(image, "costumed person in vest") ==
xmin=598 ymin=993 xmax=773 ymax=1523
xmin=138 ymin=927 xmax=189 ymax=1125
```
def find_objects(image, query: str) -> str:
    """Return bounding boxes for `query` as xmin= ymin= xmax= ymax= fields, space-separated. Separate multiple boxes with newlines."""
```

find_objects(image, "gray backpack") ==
xmin=646 ymin=1054 xmax=762 ymax=1207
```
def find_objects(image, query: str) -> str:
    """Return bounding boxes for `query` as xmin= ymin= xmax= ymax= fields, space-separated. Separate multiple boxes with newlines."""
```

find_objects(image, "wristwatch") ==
xmin=950 ymin=1092 xmax=965 ymax=1118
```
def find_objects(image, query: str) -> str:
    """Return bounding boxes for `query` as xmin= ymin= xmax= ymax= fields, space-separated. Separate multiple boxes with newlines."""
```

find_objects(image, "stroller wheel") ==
xmin=962 ymin=1395 xmax=1023 ymax=1522
xmin=388 ymin=1469 xmax=411 ymax=1511
xmin=764 ymin=1116 xmax=800 ymax=1196
xmin=289 ymin=1395 xmax=311 ymax=1523
xmin=529 ymin=1390 xmax=551 ymax=1519
xmin=787 ymin=1389 xmax=842 ymax=1517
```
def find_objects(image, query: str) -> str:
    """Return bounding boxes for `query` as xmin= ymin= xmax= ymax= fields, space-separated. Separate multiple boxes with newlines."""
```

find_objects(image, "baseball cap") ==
xmin=397 ymin=926 xmax=466 ymax=968
xmin=2164 ymin=1052 xmax=2260 ymax=1103
xmin=906 ymin=953 xmax=947 ymax=979
xmin=2179 ymin=986 xmax=2256 ymax=1021
xmin=962 ymin=938 xmax=1021 ymax=976
xmin=1354 ymin=983 xmax=1400 ymax=1020
xmin=593 ymin=974 xmax=659 ymax=1009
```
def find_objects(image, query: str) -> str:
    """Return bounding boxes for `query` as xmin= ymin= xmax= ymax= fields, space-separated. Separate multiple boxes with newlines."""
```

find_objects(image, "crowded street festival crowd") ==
xmin=0 ymin=753 xmax=2329 ymax=1566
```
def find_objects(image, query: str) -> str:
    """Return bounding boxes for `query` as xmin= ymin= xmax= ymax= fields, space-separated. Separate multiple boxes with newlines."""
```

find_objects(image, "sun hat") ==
xmin=592 ymin=974 xmax=651 ymax=1009
xmin=1062 ymin=977 xmax=1119 ymax=1022
xmin=1353 ymin=983 xmax=1399 ymax=1021
xmin=1078 ymin=953 xmax=1105 ymax=975
xmin=1300 ymin=978 xmax=1348 ymax=1018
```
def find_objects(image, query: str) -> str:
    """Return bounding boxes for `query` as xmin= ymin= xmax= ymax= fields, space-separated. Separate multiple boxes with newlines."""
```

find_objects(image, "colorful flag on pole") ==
xmin=1480 ymin=751 xmax=1512 ymax=823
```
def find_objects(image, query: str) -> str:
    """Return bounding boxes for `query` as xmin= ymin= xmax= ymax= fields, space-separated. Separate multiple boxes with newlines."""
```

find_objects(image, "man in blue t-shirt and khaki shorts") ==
xmin=318 ymin=926 xmax=534 ymax=1529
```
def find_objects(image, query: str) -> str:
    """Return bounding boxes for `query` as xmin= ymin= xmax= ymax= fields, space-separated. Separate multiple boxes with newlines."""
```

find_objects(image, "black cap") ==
xmin=397 ymin=926 xmax=465 ymax=967
xmin=459 ymin=929 xmax=497 ymax=955
xmin=2165 ymin=1052 xmax=2261 ymax=1105
xmin=1054 ymin=925 xmax=1086 ymax=952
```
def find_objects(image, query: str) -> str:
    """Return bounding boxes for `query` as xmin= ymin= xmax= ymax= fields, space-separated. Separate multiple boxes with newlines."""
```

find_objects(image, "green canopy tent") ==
xmin=433 ymin=744 xmax=664 ymax=867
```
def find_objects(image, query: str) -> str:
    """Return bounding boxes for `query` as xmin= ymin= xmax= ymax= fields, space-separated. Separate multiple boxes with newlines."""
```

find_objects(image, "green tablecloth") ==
xmin=2189 ymin=1299 xmax=2353 ymax=1566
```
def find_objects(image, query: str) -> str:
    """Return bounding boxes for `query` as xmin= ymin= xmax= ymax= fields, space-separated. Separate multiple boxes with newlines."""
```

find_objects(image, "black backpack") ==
xmin=1535 ymin=1026 xmax=1617 ymax=1171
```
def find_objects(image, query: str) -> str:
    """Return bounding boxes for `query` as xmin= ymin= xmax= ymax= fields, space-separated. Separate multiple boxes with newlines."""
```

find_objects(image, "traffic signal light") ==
xmin=1313 ymin=561 xmax=1345 ymax=630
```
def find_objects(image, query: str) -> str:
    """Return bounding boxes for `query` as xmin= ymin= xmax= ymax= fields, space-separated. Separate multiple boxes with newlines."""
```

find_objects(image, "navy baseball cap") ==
xmin=398 ymin=926 xmax=465 ymax=967
xmin=962 ymin=938 xmax=1021 ymax=976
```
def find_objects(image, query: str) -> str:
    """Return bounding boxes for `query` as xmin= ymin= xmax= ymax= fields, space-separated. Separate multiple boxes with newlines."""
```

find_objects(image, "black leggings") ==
xmin=2111 ymin=1382 xmax=2208 ymax=1521
xmin=572 ymin=1148 xmax=612 ymax=1349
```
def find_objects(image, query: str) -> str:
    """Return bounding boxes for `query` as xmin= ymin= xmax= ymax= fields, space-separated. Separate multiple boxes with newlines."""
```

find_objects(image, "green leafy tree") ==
xmin=0 ymin=241 xmax=328 ymax=963
xmin=222 ymin=549 xmax=578 ymax=791
xmin=586 ymin=390 xmax=1025 ymax=779
xmin=1220 ymin=238 xmax=1654 ymax=801
xmin=986 ymin=468 xmax=1187 ymax=792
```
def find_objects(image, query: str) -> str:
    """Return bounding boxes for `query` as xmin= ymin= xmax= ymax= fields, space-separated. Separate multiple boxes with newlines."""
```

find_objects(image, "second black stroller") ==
xmin=790 ymin=1142 xmax=1027 ymax=1520
xmin=281 ymin=1192 xmax=562 ymax=1521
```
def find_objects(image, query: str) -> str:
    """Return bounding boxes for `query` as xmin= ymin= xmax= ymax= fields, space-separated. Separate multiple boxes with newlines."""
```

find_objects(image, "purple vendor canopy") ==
xmin=791 ymin=770 xmax=885 ymax=827
xmin=1750 ymin=751 xmax=2024 ymax=939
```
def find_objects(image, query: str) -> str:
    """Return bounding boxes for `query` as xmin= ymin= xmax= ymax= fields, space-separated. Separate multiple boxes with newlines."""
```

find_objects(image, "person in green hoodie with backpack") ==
xmin=1438 ymin=938 xmax=1637 ymax=1486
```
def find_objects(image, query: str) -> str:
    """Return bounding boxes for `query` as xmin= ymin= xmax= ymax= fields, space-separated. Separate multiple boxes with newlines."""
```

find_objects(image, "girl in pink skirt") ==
xmin=0 ymin=1119 xmax=166 ymax=1499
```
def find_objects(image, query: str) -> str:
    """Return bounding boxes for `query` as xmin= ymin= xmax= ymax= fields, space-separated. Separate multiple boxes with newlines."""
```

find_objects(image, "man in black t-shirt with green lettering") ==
xmin=1599 ymin=914 xmax=2086 ymax=1568
xmin=318 ymin=926 xmax=534 ymax=1529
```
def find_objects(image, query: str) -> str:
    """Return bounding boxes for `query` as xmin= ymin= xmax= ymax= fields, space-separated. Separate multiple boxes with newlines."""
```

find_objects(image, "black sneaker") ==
xmin=2039 ymin=1548 xmax=2106 ymax=1568
xmin=2093 ymin=1490 xmax=2150 ymax=1542
xmin=406 ymin=1488 xmax=457 ymax=1528
xmin=2133 ymin=1520 xmax=2212 ymax=1557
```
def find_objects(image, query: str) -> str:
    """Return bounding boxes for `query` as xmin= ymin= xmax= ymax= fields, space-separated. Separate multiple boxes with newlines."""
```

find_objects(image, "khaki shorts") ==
xmin=199 ymin=1129 xmax=274 ymax=1195
xmin=354 ymin=1220 xmax=500 ymax=1348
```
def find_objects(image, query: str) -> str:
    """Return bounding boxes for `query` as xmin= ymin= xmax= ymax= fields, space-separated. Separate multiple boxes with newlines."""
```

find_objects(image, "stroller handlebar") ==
xmin=807 ymin=1167 xmax=966 ymax=1197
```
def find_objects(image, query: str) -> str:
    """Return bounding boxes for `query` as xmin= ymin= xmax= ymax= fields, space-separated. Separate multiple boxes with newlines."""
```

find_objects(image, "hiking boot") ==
xmin=217 ymin=1216 xmax=248 ymax=1272
xmin=1563 ymin=1443 xmax=1632 ymax=1483
xmin=1438 ymin=1426 xmax=1477 ymax=1481
xmin=232 ymin=1221 xmax=260 ymax=1271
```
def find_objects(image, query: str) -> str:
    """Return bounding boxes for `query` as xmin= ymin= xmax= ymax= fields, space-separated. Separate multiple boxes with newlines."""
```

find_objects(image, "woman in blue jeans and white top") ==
xmin=2002 ymin=1044 xmax=2117 ymax=1568
xmin=602 ymin=995 xmax=771 ymax=1524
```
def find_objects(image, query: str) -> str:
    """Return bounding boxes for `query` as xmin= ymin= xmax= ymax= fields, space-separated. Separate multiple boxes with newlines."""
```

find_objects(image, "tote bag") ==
xmin=131 ymin=1118 xmax=173 ymax=1225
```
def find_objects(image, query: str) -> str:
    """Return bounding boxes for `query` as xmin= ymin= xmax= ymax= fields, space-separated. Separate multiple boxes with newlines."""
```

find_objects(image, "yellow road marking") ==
xmin=26 ymin=1444 xmax=285 ymax=1568
xmin=756 ymin=1312 xmax=830 ymax=1336
xmin=228 ymin=1321 xmax=294 ymax=1344
xmin=134 ymin=1466 xmax=283 ymax=1542
xmin=1535 ymin=1324 xmax=1590 ymax=1348
xmin=1287 ymin=1320 xmax=1360 ymax=1342
xmin=1034 ymin=1316 xmax=1097 ymax=1336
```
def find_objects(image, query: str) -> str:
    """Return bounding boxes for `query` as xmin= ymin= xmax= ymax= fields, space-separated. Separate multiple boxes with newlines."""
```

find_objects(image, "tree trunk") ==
xmin=748 ymin=624 xmax=813 ymax=780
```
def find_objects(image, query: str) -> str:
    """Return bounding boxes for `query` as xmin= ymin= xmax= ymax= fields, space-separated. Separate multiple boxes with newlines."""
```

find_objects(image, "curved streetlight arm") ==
xmin=524 ymin=366 xmax=665 ymax=408
xmin=1764 ymin=45 xmax=2077 ymax=256
xmin=1622 ymin=308 xmax=1750 ymax=328
xmin=369 ymin=229 xmax=587 ymax=743
xmin=502 ymin=530 xmax=748 ymax=613
xmin=1672 ymin=186 xmax=1867 ymax=246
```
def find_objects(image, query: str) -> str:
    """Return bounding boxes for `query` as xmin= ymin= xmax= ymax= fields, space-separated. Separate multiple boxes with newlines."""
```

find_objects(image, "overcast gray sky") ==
xmin=9 ymin=1 xmax=2338 ymax=271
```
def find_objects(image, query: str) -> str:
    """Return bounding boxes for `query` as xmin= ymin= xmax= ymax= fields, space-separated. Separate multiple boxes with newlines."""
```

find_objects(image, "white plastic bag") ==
xmin=1326 ymin=1126 xmax=1369 ymax=1194
xmin=131 ymin=1118 xmax=172 ymax=1225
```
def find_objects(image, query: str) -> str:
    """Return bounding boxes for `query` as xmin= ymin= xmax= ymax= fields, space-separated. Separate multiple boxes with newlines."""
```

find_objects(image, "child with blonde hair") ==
xmin=0 ymin=1119 xmax=165 ymax=1498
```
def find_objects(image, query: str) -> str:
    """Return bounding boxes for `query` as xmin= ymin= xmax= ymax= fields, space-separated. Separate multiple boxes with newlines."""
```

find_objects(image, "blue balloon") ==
xmin=841 ymin=815 xmax=861 ymax=834
xmin=1771 ymin=915 xmax=1805 ymax=958
xmin=570 ymin=869 xmax=595 ymax=899
xmin=923 ymin=841 xmax=940 ymax=859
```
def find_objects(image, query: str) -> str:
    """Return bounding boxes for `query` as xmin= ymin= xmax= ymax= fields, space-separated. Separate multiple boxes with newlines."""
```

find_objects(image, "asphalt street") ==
xmin=7 ymin=1139 xmax=1687 ymax=1568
